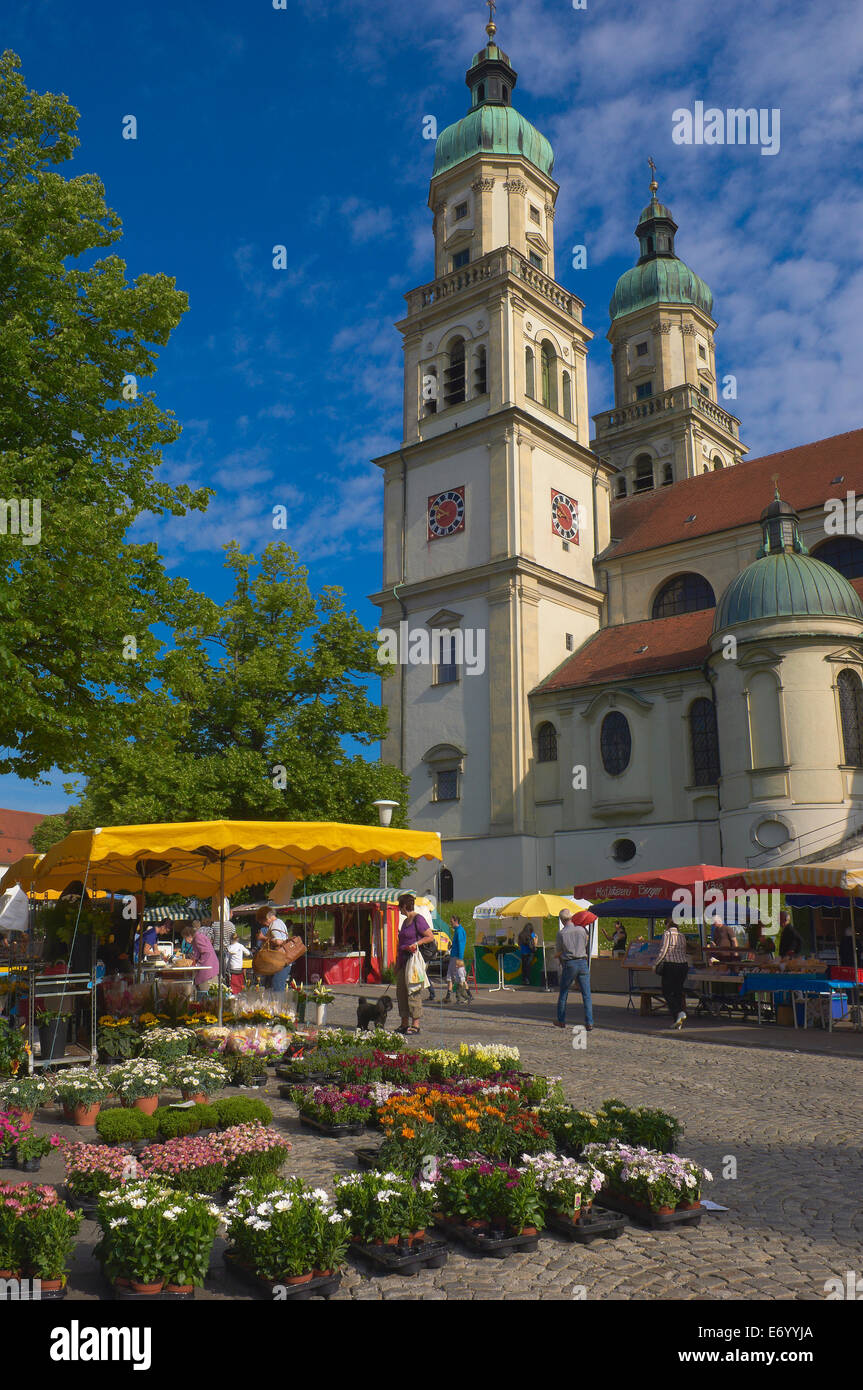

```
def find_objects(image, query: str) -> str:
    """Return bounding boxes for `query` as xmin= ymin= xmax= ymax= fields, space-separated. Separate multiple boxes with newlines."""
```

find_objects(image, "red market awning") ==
xmin=573 ymin=864 xmax=746 ymax=902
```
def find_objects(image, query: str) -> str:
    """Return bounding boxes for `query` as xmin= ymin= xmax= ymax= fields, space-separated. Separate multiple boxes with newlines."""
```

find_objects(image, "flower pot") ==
xmin=656 ymin=1205 xmax=675 ymax=1216
xmin=0 ymin=1269 xmax=20 ymax=1279
xmin=409 ymin=1230 xmax=426 ymax=1246
xmin=164 ymin=1283 xmax=194 ymax=1294
xmin=677 ymin=1199 xmax=700 ymax=1211
xmin=130 ymin=1281 xmax=163 ymax=1295
xmin=17 ymin=1157 xmax=41 ymax=1172
xmin=315 ymin=1004 xmax=327 ymax=1027
xmin=313 ymin=1268 xmax=333 ymax=1278
xmin=465 ymin=1218 xmax=489 ymax=1230
xmin=131 ymin=1096 xmax=159 ymax=1116
xmin=373 ymin=1236 xmax=400 ymax=1247
xmin=12 ymin=1109 xmax=34 ymax=1126
xmin=284 ymin=1271 xmax=314 ymax=1286
xmin=181 ymin=1092 xmax=207 ymax=1105
xmin=72 ymin=1102 xmax=101 ymax=1127
xmin=39 ymin=1278 xmax=64 ymax=1293
xmin=38 ymin=1019 xmax=68 ymax=1062
xmin=512 ymin=1225 xmax=538 ymax=1237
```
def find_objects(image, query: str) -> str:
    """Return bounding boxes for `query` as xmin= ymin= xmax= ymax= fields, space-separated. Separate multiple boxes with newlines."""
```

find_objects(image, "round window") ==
xmin=600 ymin=711 xmax=632 ymax=775
xmin=612 ymin=838 xmax=636 ymax=863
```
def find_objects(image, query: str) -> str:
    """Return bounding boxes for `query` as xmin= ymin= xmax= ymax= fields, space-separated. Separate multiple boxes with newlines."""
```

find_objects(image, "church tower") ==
xmin=592 ymin=168 xmax=747 ymax=498
xmin=371 ymin=18 xmax=614 ymax=896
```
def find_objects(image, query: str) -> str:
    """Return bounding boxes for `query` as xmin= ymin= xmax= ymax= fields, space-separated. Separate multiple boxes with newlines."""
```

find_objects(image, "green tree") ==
xmin=33 ymin=543 xmax=410 ymax=893
xmin=0 ymin=50 xmax=211 ymax=779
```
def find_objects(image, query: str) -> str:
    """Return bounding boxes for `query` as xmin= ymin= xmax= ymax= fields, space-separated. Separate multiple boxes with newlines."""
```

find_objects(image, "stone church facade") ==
xmin=371 ymin=23 xmax=863 ymax=900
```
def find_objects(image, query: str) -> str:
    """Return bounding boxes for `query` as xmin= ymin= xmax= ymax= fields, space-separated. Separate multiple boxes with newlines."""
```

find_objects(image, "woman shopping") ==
xmin=395 ymin=892 xmax=435 ymax=1035
xmin=655 ymin=918 xmax=690 ymax=1029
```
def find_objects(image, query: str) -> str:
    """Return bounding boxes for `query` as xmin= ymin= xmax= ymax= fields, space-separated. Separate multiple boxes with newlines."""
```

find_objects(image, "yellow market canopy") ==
xmin=723 ymin=858 xmax=863 ymax=898
xmin=499 ymin=893 xmax=594 ymax=918
xmin=31 ymin=820 xmax=442 ymax=895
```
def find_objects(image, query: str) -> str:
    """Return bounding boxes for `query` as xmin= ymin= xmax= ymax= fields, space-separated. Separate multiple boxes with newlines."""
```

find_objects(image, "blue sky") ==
xmin=4 ymin=0 xmax=862 ymax=814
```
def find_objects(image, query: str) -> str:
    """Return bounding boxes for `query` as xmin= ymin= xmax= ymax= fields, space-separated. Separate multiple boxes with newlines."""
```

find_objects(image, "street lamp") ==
xmin=372 ymin=800 xmax=399 ymax=890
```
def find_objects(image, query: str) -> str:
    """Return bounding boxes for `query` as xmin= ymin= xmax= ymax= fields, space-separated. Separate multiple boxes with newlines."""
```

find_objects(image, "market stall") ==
xmin=286 ymin=888 xmax=437 ymax=985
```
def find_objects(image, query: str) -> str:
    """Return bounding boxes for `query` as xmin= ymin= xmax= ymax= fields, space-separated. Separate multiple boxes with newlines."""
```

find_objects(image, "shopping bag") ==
xmin=405 ymin=949 xmax=428 ymax=994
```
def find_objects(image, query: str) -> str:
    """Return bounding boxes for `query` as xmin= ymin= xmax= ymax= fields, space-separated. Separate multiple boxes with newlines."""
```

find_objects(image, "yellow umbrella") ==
xmin=0 ymin=854 xmax=95 ymax=900
xmin=499 ymin=893 xmax=594 ymax=918
xmin=33 ymin=820 xmax=442 ymax=1023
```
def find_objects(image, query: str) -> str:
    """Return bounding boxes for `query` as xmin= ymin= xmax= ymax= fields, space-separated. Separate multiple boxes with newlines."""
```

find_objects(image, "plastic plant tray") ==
xmin=434 ymin=1218 xmax=541 ymax=1257
xmin=597 ymin=1194 xmax=704 ymax=1228
xmin=223 ymin=1251 xmax=342 ymax=1300
xmin=350 ymin=1236 xmax=448 ymax=1276
xmin=299 ymin=1114 xmax=367 ymax=1138
xmin=545 ymin=1206 xmax=628 ymax=1243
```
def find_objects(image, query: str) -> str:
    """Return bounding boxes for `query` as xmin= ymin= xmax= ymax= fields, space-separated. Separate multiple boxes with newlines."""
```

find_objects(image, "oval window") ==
xmin=600 ymin=711 xmax=631 ymax=776
xmin=612 ymin=838 xmax=636 ymax=863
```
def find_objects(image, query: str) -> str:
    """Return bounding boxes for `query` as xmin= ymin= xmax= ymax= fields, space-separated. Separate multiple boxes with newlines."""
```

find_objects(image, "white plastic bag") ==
xmin=405 ymin=949 xmax=428 ymax=993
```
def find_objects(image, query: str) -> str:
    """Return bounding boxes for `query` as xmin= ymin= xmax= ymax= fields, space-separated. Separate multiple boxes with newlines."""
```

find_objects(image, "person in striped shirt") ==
xmin=655 ymin=919 xmax=689 ymax=1029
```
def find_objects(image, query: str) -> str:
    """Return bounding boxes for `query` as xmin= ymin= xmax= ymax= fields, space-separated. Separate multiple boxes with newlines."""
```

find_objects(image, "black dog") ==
xmin=356 ymin=995 xmax=394 ymax=1030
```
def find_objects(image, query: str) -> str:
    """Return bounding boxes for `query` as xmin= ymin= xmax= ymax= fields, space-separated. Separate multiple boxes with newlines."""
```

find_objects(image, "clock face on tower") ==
xmin=551 ymin=488 xmax=579 ymax=543
xmin=428 ymin=487 xmax=466 ymax=540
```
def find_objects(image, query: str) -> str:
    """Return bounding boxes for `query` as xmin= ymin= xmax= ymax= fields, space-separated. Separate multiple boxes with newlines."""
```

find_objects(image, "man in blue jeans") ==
xmin=553 ymin=908 xmax=594 ymax=1030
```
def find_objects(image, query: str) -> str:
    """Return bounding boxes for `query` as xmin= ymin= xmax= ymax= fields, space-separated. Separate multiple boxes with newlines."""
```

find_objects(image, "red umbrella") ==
xmin=573 ymin=864 xmax=745 ymax=902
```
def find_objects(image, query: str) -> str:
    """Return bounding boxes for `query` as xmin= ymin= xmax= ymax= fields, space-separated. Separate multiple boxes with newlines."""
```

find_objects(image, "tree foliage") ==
xmin=0 ymin=50 xmax=211 ymax=778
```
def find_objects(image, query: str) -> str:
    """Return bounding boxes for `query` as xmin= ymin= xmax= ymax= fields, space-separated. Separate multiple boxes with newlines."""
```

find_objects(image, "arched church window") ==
xmin=600 ymin=711 xmax=631 ymax=776
xmin=439 ymin=868 xmax=454 ymax=902
xmin=443 ymin=337 xmax=466 ymax=407
xmin=562 ymin=371 xmax=572 ymax=421
xmin=646 ymin=235 xmax=654 ymax=253
xmin=421 ymin=366 xmax=438 ymax=417
xmin=525 ymin=346 xmax=535 ymax=399
xmin=477 ymin=83 xmax=485 ymax=102
xmin=502 ymin=86 xmax=509 ymax=102
xmin=652 ymin=573 xmax=715 ymax=618
xmin=813 ymin=536 xmax=863 ymax=580
xmin=536 ymin=722 xmax=558 ymax=763
xmin=615 ymin=476 xmax=627 ymax=499
xmin=540 ymin=340 xmax=557 ymax=411
xmin=633 ymin=454 xmax=654 ymax=494
xmin=473 ymin=345 xmax=488 ymax=395
xmin=712 ymin=455 xmax=723 ymax=470
xmin=838 ymin=669 xmax=863 ymax=767
xmin=689 ymin=697 xmax=721 ymax=786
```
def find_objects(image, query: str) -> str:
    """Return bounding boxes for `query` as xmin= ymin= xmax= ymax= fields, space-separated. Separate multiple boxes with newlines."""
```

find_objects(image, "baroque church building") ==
xmin=371 ymin=24 xmax=863 ymax=901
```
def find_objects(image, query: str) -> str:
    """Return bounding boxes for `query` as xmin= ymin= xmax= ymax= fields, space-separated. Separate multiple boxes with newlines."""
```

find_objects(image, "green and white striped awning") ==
xmin=292 ymin=888 xmax=406 ymax=908
xmin=142 ymin=904 xmax=211 ymax=923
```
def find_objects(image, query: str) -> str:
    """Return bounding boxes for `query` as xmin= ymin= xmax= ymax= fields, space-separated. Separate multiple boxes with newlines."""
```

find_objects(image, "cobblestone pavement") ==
xmin=31 ymin=987 xmax=863 ymax=1302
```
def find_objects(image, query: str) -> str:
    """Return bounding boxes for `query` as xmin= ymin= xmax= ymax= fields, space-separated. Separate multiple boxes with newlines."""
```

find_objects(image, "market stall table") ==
xmin=140 ymin=961 xmax=199 ymax=1005
xmin=296 ymin=950 xmax=363 ymax=986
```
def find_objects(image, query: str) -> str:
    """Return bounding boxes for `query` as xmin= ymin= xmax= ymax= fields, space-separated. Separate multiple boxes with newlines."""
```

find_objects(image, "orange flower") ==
xmin=401 ymin=1126 xmax=415 ymax=1138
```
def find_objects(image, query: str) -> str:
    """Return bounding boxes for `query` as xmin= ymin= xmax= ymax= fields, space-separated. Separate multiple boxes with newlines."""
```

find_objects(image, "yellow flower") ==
xmin=98 ymin=1015 xmax=116 ymax=1026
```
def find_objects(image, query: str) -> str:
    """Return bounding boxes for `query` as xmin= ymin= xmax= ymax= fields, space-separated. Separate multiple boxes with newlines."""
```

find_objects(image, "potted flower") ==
xmin=170 ymin=1057 xmax=230 ymax=1103
xmin=0 ymin=1181 xmax=61 ymax=1277
xmin=0 ymin=1108 xmax=30 ymax=1166
xmin=53 ymin=1068 xmax=112 ymax=1125
xmin=64 ymin=1142 xmax=132 ymax=1206
xmin=97 ymin=1183 xmax=221 ymax=1295
xmin=36 ymin=1008 xmax=69 ymax=1062
xmin=16 ymin=1130 xmax=63 ymax=1173
xmin=522 ymin=1152 xmax=604 ymax=1224
xmin=137 ymin=1027 xmax=196 ymax=1065
xmin=310 ymin=981 xmax=334 ymax=1028
xmin=138 ymin=1133 xmax=229 ymax=1194
xmin=21 ymin=1199 xmax=81 ymax=1294
xmin=96 ymin=1016 xmax=140 ymax=1063
xmin=110 ymin=1059 xmax=167 ymax=1114
xmin=334 ymin=1171 xmax=436 ymax=1248
xmin=0 ymin=1074 xmax=53 ymax=1125
xmin=225 ymin=1177 xmax=348 ymax=1285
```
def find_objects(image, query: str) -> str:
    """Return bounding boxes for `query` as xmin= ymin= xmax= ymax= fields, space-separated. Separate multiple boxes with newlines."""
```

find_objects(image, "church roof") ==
xmin=609 ymin=257 xmax=713 ymax=322
xmin=433 ymin=105 xmax=553 ymax=178
xmin=0 ymin=808 xmax=46 ymax=867
xmin=535 ymin=610 xmax=715 ymax=693
xmin=601 ymin=428 xmax=863 ymax=562
xmin=714 ymin=551 xmax=863 ymax=630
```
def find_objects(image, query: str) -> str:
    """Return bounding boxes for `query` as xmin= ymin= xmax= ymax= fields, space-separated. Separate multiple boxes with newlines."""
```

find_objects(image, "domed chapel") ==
xmin=370 ymin=20 xmax=863 ymax=899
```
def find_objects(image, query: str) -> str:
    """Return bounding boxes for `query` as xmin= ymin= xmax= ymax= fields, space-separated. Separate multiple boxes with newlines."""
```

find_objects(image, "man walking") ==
xmin=553 ymin=908 xmax=593 ymax=1031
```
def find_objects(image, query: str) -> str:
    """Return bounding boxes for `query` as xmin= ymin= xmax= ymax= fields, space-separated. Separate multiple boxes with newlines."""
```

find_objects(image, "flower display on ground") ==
xmin=225 ymin=1176 xmax=349 ymax=1281
xmin=334 ymin=1170 xmax=436 ymax=1243
xmin=96 ymin=1181 xmax=220 ymax=1288
xmin=582 ymin=1142 xmax=711 ymax=1210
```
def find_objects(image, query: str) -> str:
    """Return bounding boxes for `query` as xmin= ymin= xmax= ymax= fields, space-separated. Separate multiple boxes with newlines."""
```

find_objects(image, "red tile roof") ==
xmin=0 ymin=809 xmax=46 ymax=866
xmin=604 ymin=428 xmax=863 ymax=561
xmin=536 ymin=609 xmax=715 ymax=692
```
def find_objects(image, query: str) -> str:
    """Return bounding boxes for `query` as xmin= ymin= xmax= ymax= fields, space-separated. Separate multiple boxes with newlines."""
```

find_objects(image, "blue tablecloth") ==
xmin=740 ymin=973 xmax=844 ymax=996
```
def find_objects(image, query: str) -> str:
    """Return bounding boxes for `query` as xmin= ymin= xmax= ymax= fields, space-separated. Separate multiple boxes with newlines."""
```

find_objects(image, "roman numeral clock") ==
xmin=428 ymin=487 xmax=466 ymax=540
xmin=551 ymin=488 xmax=579 ymax=542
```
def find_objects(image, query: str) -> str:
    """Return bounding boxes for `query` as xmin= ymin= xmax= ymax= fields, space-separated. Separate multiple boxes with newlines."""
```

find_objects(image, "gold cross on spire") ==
xmin=486 ymin=0 xmax=497 ymax=38
xmin=648 ymin=156 xmax=658 ymax=193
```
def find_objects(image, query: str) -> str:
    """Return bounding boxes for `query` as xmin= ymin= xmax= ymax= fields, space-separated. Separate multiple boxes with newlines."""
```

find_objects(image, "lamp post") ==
xmin=372 ymin=800 xmax=399 ymax=891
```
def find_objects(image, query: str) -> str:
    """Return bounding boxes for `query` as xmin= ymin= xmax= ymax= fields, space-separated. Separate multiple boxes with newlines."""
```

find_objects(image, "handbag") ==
xmin=253 ymin=934 xmax=306 ymax=977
